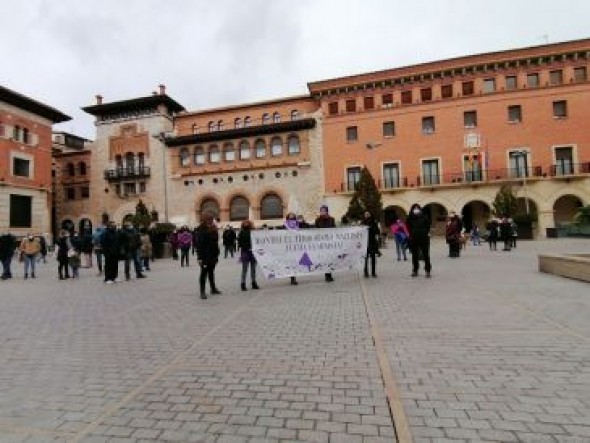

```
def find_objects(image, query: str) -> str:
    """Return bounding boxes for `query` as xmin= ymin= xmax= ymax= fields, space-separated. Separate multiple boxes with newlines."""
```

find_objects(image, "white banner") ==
xmin=251 ymin=227 xmax=368 ymax=279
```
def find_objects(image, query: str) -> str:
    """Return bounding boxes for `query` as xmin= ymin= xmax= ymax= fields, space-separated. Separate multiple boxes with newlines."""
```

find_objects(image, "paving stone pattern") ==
xmin=0 ymin=238 xmax=588 ymax=442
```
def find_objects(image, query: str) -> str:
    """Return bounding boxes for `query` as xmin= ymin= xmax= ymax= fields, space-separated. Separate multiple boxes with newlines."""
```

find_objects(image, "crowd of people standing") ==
xmin=0 ymin=203 xmax=525 ymax=295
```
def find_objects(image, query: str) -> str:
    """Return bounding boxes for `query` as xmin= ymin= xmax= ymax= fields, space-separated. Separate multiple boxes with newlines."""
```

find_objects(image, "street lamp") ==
xmin=513 ymin=150 xmax=530 ymax=215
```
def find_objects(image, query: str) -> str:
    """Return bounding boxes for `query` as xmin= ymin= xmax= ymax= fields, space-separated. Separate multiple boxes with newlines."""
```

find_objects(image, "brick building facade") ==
xmin=66 ymin=38 xmax=589 ymax=238
xmin=0 ymin=85 xmax=70 ymax=239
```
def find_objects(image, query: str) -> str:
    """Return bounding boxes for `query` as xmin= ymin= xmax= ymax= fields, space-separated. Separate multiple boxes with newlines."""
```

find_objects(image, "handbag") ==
xmin=67 ymin=249 xmax=78 ymax=258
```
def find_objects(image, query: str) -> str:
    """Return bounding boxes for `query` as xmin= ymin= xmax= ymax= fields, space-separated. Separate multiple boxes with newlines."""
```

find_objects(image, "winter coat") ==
xmin=178 ymin=231 xmax=193 ymax=249
xmin=315 ymin=215 xmax=336 ymax=229
xmin=362 ymin=217 xmax=380 ymax=254
xmin=55 ymin=236 xmax=71 ymax=261
xmin=445 ymin=217 xmax=462 ymax=244
xmin=196 ymin=224 xmax=220 ymax=264
xmin=406 ymin=206 xmax=431 ymax=245
xmin=100 ymin=228 xmax=120 ymax=257
xmin=20 ymin=238 xmax=41 ymax=256
xmin=222 ymin=229 xmax=237 ymax=246
xmin=0 ymin=234 xmax=17 ymax=260
xmin=237 ymin=228 xmax=255 ymax=263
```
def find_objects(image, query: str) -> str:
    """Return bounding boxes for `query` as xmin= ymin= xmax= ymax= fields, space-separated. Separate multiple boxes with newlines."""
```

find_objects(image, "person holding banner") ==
xmin=315 ymin=205 xmax=336 ymax=282
xmin=406 ymin=203 xmax=432 ymax=278
xmin=237 ymin=220 xmax=259 ymax=291
xmin=284 ymin=212 xmax=300 ymax=285
xmin=362 ymin=211 xmax=380 ymax=278
xmin=196 ymin=212 xmax=222 ymax=299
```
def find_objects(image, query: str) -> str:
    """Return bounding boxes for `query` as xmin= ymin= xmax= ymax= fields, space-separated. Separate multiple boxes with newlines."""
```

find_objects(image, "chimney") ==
xmin=159 ymin=84 xmax=166 ymax=95
xmin=95 ymin=94 xmax=103 ymax=105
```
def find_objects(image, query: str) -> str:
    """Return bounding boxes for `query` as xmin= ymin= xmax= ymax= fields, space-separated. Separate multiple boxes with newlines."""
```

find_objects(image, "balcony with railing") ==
xmin=104 ymin=166 xmax=151 ymax=181
xmin=336 ymin=164 xmax=588 ymax=193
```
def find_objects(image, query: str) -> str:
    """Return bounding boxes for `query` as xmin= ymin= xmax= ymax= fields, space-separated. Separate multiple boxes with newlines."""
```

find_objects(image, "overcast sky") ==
xmin=3 ymin=0 xmax=589 ymax=139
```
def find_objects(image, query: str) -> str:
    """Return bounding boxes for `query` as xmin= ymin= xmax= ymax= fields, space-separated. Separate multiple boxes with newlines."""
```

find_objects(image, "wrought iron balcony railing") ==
xmin=104 ymin=166 xmax=151 ymax=181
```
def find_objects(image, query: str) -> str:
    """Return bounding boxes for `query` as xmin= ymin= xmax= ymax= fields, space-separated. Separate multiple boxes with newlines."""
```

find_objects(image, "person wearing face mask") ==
xmin=100 ymin=221 xmax=120 ymax=284
xmin=406 ymin=203 xmax=432 ymax=278
xmin=19 ymin=233 xmax=41 ymax=279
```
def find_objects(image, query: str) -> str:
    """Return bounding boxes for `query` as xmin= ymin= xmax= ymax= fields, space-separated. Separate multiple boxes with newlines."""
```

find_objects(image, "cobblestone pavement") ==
xmin=0 ymin=238 xmax=588 ymax=442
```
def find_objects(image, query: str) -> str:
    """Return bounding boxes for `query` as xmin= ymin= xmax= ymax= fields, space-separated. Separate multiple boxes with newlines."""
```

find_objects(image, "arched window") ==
xmin=239 ymin=140 xmax=250 ymax=160
xmin=78 ymin=162 xmax=87 ymax=175
xmin=208 ymin=121 xmax=215 ymax=132
xmin=191 ymin=124 xmax=198 ymax=134
xmin=115 ymin=155 xmax=123 ymax=169
xmin=287 ymin=135 xmax=300 ymax=155
xmin=244 ymin=116 xmax=252 ymax=127
xmin=209 ymin=145 xmax=221 ymax=163
xmin=291 ymin=110 xmax=299 ymax=121
xmin=138 ymin=153 xmax=145 ymax=168
xmin=13 ymin=125 xmax=21 ymax=141
xmin=271 ymin=137 xmax=282 ymax=156
xmin=194 ymin=146 xmax=205 ymax=165
xmin=180 ymin=147 xmax=190 ymax=166
xmin=223 ymin=143 xmax=235 ymax=162
xmin=230 ymin=196 xmax=249 ymax=221
xmin=273 ymin=112 xmax=281 ymax=123
xmin=217 ymin=120 xmax=224 ymax=131
xmin=234 ymin=118 xmax=242 ymax=129
xmin=22 ymin=128 xmax=29 ymax=144
xmin=262 ymin=113 xmax=270 ymax=125
xmin=260 ymin=194 xmax=283 ymax=219
xmin=201 ymin=199 xmax=220 ymax=219
xmin=67 ymin=162 xmax=75 ymax=176
xmin=255 ymin=139 xmax=266 ymax=158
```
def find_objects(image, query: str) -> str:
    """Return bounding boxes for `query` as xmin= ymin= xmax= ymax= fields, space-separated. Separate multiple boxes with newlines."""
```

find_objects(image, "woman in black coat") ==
xmin=196 ymin=212 xmax=221 ymax=299
xmin=362 ymin=211 xmax=380 ymax=278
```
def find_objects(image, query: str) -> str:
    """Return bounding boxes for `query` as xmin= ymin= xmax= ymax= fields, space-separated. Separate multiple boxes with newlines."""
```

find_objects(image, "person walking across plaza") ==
xmin=471 ymin=222 xmax=481 ymax=246
xmin=486 ymin=218 xmax=499 ymax=251
xmin=38 ymin=235 xmax=48 ymax=264
xmin=500 ymin=216 xmax=512 ymax=251
xmin=315 ymin=205 xmax=336 ymax=282
xmin=362 ymin=211 xmax=380 ymax=278
xmin=0 ymin=231 xmax=17 ymax=280
xmin=237 ymin=220 xmax=259 ymax=291
xmin=406 ymin=203 xmax=432 ymax=278
xmin=391 ymin=219 xmax=409 ymax=261
xmin=19 ymin=233 xmax=41 ymax=279
xmin=178 ymin=226 xmax=193 ymax=267
xmin=68 ymin=231 xmax=83 ymax=278
xmin=196 ymin=212 xmax=221 ymax=299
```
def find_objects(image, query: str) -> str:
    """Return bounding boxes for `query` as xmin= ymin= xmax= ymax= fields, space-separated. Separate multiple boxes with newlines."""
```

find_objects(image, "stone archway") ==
xmin=461 ymin=200 xmax=491 ymax=232
xmin=553 ymin=195 xmax=583 ymax=226
xmin=423 ymin=203 xmax=448 ymax=236
xmin=383 ymin=205 xmax=407 ymax=228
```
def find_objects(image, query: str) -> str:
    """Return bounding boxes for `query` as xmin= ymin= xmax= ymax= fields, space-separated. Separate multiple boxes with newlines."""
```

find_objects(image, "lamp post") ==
xmin=513 ymin=150 xmax=530 ymax=215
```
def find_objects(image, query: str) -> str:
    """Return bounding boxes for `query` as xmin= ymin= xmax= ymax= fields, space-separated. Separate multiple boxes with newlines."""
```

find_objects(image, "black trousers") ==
xmin=58 ymin=258 xmax=70 ymax=279
xmin=104 ymin=254 xmax=119 ymax=281
xmin=410 ymin=240 xmax=432 ymax=273
xmin=199 ymin=261 xmax=218 ymax=293
xmin=180 ymin=247 xmax=190 ymax=266
xmin=364 ymin=252 xmax=377 ymax=276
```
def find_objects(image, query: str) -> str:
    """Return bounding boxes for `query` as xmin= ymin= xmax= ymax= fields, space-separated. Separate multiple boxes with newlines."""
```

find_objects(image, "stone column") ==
xmin=537 ymin=209 xmax=555 ymax=238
